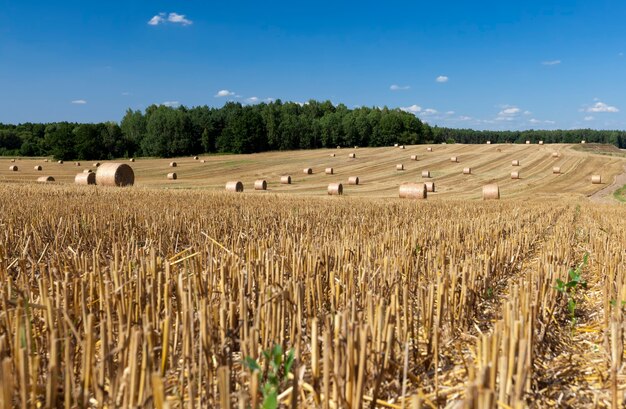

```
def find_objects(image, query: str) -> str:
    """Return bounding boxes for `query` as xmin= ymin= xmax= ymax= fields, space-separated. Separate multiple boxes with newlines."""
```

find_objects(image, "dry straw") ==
xmin=394 ymin=143 xmax=399 ymax=147
xmin=75 ymin=172 xmax=96 ymax=185
xmin=254 ymin=180 xmax=267 ymax=190
xmin=37 ymin=176 xmax=55 ymax=183
xmin=410 ymin=155 xmax=418 ymax=160
xmin=225 ymin=181 xmax=243 ymax=192
xmin=201 ymin=160 xmax=206 ymax=163
xmin=330 ymin=153 xmax=335 ymax=157
xmin=194 ymin=156 xmax=199 ymax=160
xmin=93 ymin=162 xmax=101 ymax=167
xmin=399 ymin=145 xmax=405 ymax=149
xmin=463 ymin=167 xmax=472 ymax=175
xmin=327 ymin=183 xmax=343 ymax=195
xmin=486 ymin=141 xmax=491 ymax=144
xmin=399 ymin=183 xmax=427 ymax=199
xmin=303 ymin=168 xmax=313 ymax=174
xmin=75 ymin=162 xmax=80 ymax=166
xmin=396 ymin=164 xmax=404 ymax=171
xmin=426 ymin=147 xmax=433 ymax=152
xmin=539 ymin=140 xmax=544 ymax=145
xmin=281 ymin=175 xmax=291 ymax=184
xmin=349 ymin=153 xmax=356 ymax=158
xmin=425 ymin=181 xmax=435 ymax=192
xmin=34 ymin=165 xmax=42 ymax=171
xmin=9 ymin=165 xmax=17 ymax=171
xmin=552 ymin=152 xmax=559 ymax=158
xmin=525 ymin=141 xmax=531 ymax=144
xmin=553 ymin=167 xmax=561 ymax=174
xmin=325 ymin=167 xmax=334 ymax=175
xmin=591 ymin=175 xmax=602 ymax=184
xmin=581 ymin=140 xmax=586 ymax=144
xmin=511 ymin=171 xmax=520 ymax=179
xmin=95 ymin=163 xmax=135 ymax=187
xmin=512 ymin=160 xmax=520 ymax=166
xmin=422 ymin=170 xmax=431 ymax=178
xmin=348 ymin=176 xmax=359 ymax=185
xmin=129 ymin=158 xmax=135 ymax=162
xmin=482 ymin=184 xmax=500 ymax=200
xmin=167 ymin=173 xmax=177 ymax=180
xmin=450 ymin=156 xmax=458 ymax=162
xmin=58 ymin=160 xmax=63 ymax=164
xmin=169 ymin=162 xmax=177 ymax=167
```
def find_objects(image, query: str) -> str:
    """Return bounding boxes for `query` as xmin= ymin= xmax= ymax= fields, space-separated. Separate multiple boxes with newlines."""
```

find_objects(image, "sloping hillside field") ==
xmin=0 ymin=144 xmax=625 ymax=407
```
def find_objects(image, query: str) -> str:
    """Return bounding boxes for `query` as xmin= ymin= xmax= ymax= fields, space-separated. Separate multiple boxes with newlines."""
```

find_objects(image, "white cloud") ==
xmin=498 ymin=107 xmax=521 ymax=116
xmin=161 ymin=101 xmax=180 ymax=107
xmin=121 ymin=92 xmax=132 ymax=96
xmin=458 ymin=116 xmax=472 ymax=121
xmin=587 ymin=101 xmax=619 ymax=113
xmin=523 ymin=110 xmax=531 ymax=115
xmin=446 ymin=111 xmax=455 ymax=115
xmin=529 ymin=118 xmax=540 ymax=124
xmin=529 ymin=118 xmax=555 ymax=125
xmin=400 ymin=104 xmax=421 ymax=113
xmin=545 ymin=120 xmax=555 ymax=124
xmin=215 ymin=89 xmax=235 ymax=98
xmin=435 ymin=75 xmax=448 ymax=83
xmin=422 ymin=108 xmax=438 ymax=115
xmin=390 ymin=84 xmax=410 ymax=91
xmin=584 ymin=116 xmax=595 ymax=121
xmin=246 ymin=96 xmax=259 ymax=104
xmin=71 ymin=99 xmax=87 ymax=104
xmin=148 ymin=12 xmax=192 ymax=26
xmin=542 ymin=60 xmax=561 ymax=66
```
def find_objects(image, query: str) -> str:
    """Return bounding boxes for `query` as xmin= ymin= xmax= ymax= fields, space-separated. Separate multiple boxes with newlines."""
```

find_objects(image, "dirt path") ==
xmin=589 ymin=164 xmax=626 ymax=203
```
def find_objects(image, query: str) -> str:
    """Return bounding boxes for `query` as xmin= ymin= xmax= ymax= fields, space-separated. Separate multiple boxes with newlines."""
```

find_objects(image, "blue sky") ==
xmin=1 ymin=0 xmax=626 ymax=130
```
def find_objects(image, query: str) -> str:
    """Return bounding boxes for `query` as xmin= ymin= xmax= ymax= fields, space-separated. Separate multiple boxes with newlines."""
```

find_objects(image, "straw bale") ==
xmin=399 ymin=145 xmax=405 ymax=149
xmin=327 ymin=183 xmax=343 ymax=195
xmin=9 ymin=165 xmax=17 ymax=171
xmin=591 ymin=175 xmax=602 ymax=184
xmin=330 ymin=153 xmax=335 ymax=157
xmin=482 ymin=184 xmax=500 ymax=200
xmin=303 ymin=168 xmax=313 ymax=174
xmin=194 ymin=156 xmax=199 ymax=160
xmin=512 ymin=160 xmax=520 ymax=166
xmin=463 ymin=167 xmax=472 ymax=175
xmin=394 ymin=143 xmax=398 ymax=147
xmin=552 ymin=152 xmax=559 ymax=158
xmin=581 ymin=140 xmax=586 ymax=144
xmin=511 ymin=171 xmax=520 ymax=179
xmin=410 ymin=155 xmax=418 ymax=160
xmin=539 ymin=141 xmax=544 ymax=145
xmin=421 ymin=170 xmax=431 ymax=178
xmin=58 ymin=160 xmax=63 ymax=164
xmin=396 ymin=164 xmax=404 ymax=171
xmin=37 ymin=176 xmax=55 ymax=183
xmin=325 ymin=167 xmax=334 ymax=175
xmin=486 ymin=141 xmax=491 ymax=144
xmin=95 ymin=163 xmax=135 ymax=187
xmin=349 ymin=153 xmax=356 ymax=158
xmin=75 ymin=162 xmax=80 ymax=166
xmin=348 ymin=176 xmax=359 ymax=185
xmin=129 ymin=158 xmax=135 ymax=162
xmin=10 ymin=159 xmax=14 ymax=162
xmin=93 ymin=162 xmax=101 ymax=167
xmin=254 ymin=180 xmax=267 ymax=190
xmin=34 ymin=165 xmax=42 ymax=171
xmin=281 ymin=175 xmax=291 ymax=184
xmin=75 ymin=172 xmax=96 ymax=185
xmin=525 ymin=141 xmax=531 ymax=144
xmin=425 ymin=181 xmax=435 ymax=192
xmin=225 ymin=181 xmax=244 ymax=192
xmin=167 ymin=173 xmax=177 ymax=180
xmin=399 ymin=183 xmax=427 ymax=199
xmin=553 ymin=167 xmax=561 ymax=174
xmin=450 ymin=156 xmax=458 ymax=162
xmin=83 ymin=169 xmax=92 ymax=173
xmin=426 ymin=147 xmax=433 ymax=152
xmin=169 ymin=162 xmax=177 ymax=167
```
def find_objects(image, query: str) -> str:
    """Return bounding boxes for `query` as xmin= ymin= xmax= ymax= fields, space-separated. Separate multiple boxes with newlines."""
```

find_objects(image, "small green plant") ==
xmin=243 ymin=345 xmax=295 ymax=409
xmin=554 ymin=253 xmax=588 ymax=323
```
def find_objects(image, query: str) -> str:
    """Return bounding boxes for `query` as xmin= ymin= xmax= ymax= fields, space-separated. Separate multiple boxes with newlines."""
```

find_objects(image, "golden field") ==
xmin=0 ymin=144 xmax=625 ymax=408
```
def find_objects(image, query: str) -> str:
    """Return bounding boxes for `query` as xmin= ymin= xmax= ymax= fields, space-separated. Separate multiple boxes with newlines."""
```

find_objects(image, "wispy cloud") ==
xmin=390 ymin=84 xmax=410 ymax=91
xmin=541 ymin=60 xmax=561 ymax=66
xmin=586 ymin=101 xmax=619 ymax=113
xmin=458 ymin=116 xmax=472 ymax=121
xmin=215 ymin=89 xmax=235 ymax=98
xmin=71 ymin=99 xmax=87 ymax=104
xmin=121 ymin=92 xmax=132 ymax=96
xmin=422 ymin=108 xmax=438 ymax=115
xmin=498 ymin=106 xmax=521 ymax=116
xmin=161 ymin=101 xmax=180 ymax=107
xmin=584 ymin=116 xmax=595 ymax=121
xmin=148 ymin=12 xmax=192 ymax=26
xmin=529 ymin=118 xmax=555 ymax=125
xmin=435 ymin=75 xmax=449 ymax=83
xmin=400 ymin=104 xmax=421 ymax=113
xmin=246 ymin=96 xmax=259 ymax=104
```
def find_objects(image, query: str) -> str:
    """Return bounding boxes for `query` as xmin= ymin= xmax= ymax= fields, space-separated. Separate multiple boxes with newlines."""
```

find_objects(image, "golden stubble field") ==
xmin=1 ymin=143 xmax=625 ymax=199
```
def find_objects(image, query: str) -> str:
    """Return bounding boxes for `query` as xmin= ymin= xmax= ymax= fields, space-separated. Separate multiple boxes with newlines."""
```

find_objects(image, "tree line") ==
xmin=0 ymin=100 xmax=624 ymax=159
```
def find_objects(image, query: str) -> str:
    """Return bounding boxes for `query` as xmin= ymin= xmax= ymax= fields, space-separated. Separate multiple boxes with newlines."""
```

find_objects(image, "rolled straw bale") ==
xmin=225 ymin=181 xmax=243 ymax=192
xmin=581 ymin=140 xmax=586 ymax=144
xmin=450 ymin=156 xmax=458 ymax=162
xmin=394 ymin=143 xmax=399 ymax=147
xmin=354 ymin=146 xmax=358 ymax=149
xmin=396 ymin=164 xmax=404 ymax=171
xmin=425 ymin=181 xmax=435 ymax=192
xmin=591 ymin=175 xmax=602 ymax=184
xmin=327 ymin=183 xmax=343 ymax=195
xmin=95 ymin=163 xmax=135 ymax=187
xmin=399 ymin=145 xmax=405 ymax=149
xmin=167 ymin=173 xmax=177 ymax=180
xmin=329 ymin=153 xmax=335 ymax=157
xmin=303 ymin=168 xmax=313 ymax=174
xmin=421 ymin=170 xmax=431 ymax=178
xmin=511 ymin=171 xmax=520 ymax=179
xmin=200 ymin=160 xmax=206 ymax=163
xmin=93 ymin=162 xmax=101 ymax=167
xmin=169 ymin=162 xmax=177 ymax=167
xmin=83 ymin=169 xmax=92 ymax=173
xmin=482 ymin=184 xmax=500 ymax=200
xmin=129 ymin=158 xmax=135 ymax=162
xmin=399 ymin=183 xmax=427 ymax=199
xmin=10 ymin=159 xmax=15 ymax=162
xmin=348 ymin=176 xmax=359 ymax=185
xmin=58 ymin=160 xmax=63 ymax=164
xmin=254 ymin=180 xmax=267 ymax=190
xmin=325 ymin=167 xmax=334 ymax=175
xmin=281 ymin=175 xmax=291 ymax=184
xmin=348 ymin=153 xmax=356 ymax=158
xmin=486 ymin=141 xmax=491 ymax=144
xmin=539 ymin=141 xmax=544 ymax=145
xmin=75 ymin=162 xmax=80 ymax=166
xmin=512 ymin=160 xmax=520 ymax=166
xmin=525 ymin=141 xmax=531 ymax=144
xmin=194 ymin=156 xmax=199 ymax=160
xmin=426 ymin=147 xmax=433 ymax=152
xmin=9 ymin=165 xmax=17 ymax=171
xmin=75 ymin=172 xmax=96 ymax=185
xmin=410 ymin=155 xmax=418 ymax=161
xmin=336 ymin=146 xmax=341 ymax=149
xmin=553 ymin=167 xmax=561 ymax=174
xmin=34 ymin=165 xmax=42 ymax=171
xmin=463 ymin=167 xmax=472 ymax=175
xmin=552 ymin=152 xmax=559 ymax=158
xmin=37 ymin=176 xmax=55 ymax=183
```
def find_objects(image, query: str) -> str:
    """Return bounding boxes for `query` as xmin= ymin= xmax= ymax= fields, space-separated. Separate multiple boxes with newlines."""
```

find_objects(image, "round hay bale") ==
xmin=349 ymin=153 xmax=356 ymax=159
xmin=58 ymin=160 xmax=63 ymax=164
xmin=399 ymin=145 xmax=405 ymax=149
xmin=330 ymin=153 xmax=335 ymax=157
xmin=336 ymin=146 xmax=341 ymax=149
xmin=486 ymin=141 xmax=491 ymax=144
xmin=95 ymin=163 xmax=135 ymax=187
xmin=225 ymin=181 xmax=244 ymax=192
xmin=93 ymin=162 xmax=101 ymax=167
xmin=281 ymin=175 xmax=291 ymax=184
xmin=463 ymin=167 xmax=472 ymax=175
xmin=34 ymin=165 xmax=42 ymax=171
xmin=75 ymin=162 xmax=80 ymax=166
xmin=511 ymin=171 xmax=520 ymax=179
xmin=410 ymin=155 xmax=418 ymax=161
xmin=75 ymin=172 xmax=96 ymax=185
xmin=194 ymin=156 xmax=199 ymax=160
xmin=512 ymin=160 xmax=520 ymax=166
xmin=450 ymin=156 xmax=458 ymax=162
xmin=37 ymin=176 xmax=55 ymax=183
xmin=394 ymin=143 xmax=399 ymax=147
xmin=169 ymin=162 xmax=177 ymax=167
xmin=348 ymin=176 xmax=359 ymax=185
xmin=552 ymin=152 xmax=559 ymax=158
xmin=399 ymin=183 xmax=427 ymax=199
xmin=254 ymin=180 xmax=267 ymax=190
xmin=591 ymin=175 xmax=602 ymax=184
xmin=581 ymin=140 xmax=586 ymax=144
xmin=303 ymin=168 xmax=313 ymax=175
xmin=83 ymin=169 xmax=92 ymax=173
xmin=167 ymin=172 xmax=177 ymax=180
xmin=553 ymin=167 xmax=561 ymax=174
xmin=426 ymin=147 xmax=433 ymax=152
xmin=539 ymin=141 xmax=544 ymax=145
xmin=421 ymin=170 xmax=431 ymax=178
xmin=525 ymin=141 xmax=531 ymax=144
xmin=354 ymin=146 xmax=358 ymax=149
xmin=10 ymin=159 xmax=15 ymax=162
xmin=425 ymin=181 xmax=435 ymax=192
xmin=9 ymin=165 xmax=18 ymax=171
xmin=327 ymin=183 xmax=343 ymax=195
xmin=201 ymin=159 xmax=206 ymax=163
xmin=396 ymin=164 xmax=404 ymax=171
xmin=325 ymin=167 xmax=334 ymax=175
xmin=129 ymin=158 xmax=135 ymax=162
xmin=482 ymin=184 xmax=500 ymax=200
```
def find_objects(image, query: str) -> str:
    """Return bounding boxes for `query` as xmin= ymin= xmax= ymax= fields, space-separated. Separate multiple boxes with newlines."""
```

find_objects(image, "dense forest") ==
xmin=0 ymin=100 xmax=624 ymax=160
